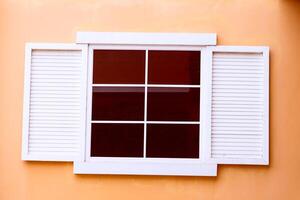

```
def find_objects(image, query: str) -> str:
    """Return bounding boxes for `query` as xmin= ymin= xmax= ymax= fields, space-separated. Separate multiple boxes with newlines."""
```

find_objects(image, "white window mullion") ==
xmin=143 ymin=50 xmax=149 ymax=158
xmin=91 ymin=120 xmax=200 ymax=124
xmin=92 ymin=84 xmax=201 ymax=88
xmin=147 ymin=84 xmax=201 ymax=88
xmin=92 ymin=120 xmax=144 ymax=124
xmin=92 ymin=84 xmax=145 ymax=87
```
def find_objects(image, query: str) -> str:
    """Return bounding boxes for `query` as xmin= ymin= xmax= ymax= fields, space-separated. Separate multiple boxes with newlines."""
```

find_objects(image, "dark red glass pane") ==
xmin=148 ymin=51 xmax=200 ymax=85
xmin=92 ymin=87 xmax=144 ymax=120
xmin=146 ymin=124 xmax=199 ymax=158
xmin=91 ymin=123 xmax=144 ymax=157
xmin=93 ymin=50 xmax=145 ymax=84
xmin=147 ymin=87 xmax=200 ymax=121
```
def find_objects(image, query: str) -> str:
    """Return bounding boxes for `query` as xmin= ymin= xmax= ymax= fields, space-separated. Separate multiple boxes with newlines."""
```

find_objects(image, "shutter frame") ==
xmin=22 ymin=43 xmax=88 ymax=161
xmin=208 ymin=46 xmax=269 ymax=165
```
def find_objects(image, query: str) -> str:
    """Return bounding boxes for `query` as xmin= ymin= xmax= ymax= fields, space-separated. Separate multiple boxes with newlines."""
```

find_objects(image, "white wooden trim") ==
xmin=25 ymin=43 xmax=84 ymax=50
xmin=21 ymin=44 xmax=32 ymax=160
xmin=209 ymin=45 xmax=269 ymax=53
xmin=76 ymin=32 xmax=217 ymax=46
xmin=83 ymin=44 xmax=206 ymax=51
xmin=86 ymin=157 xmax=209 ymax=162
xmin=85 ymin=45 xmax=94 ymax=162
xmin=79 ymin=44 xmax=88 ymax=162
xmin=200 ymin=47 xmax=212 ymax=162
xmin=262 ymin=48 xmax=269 ymax=165
xmin=207 ymin=45 xmax=269 ymax=165
xmin=88 ymin=44 xmax=206 ymax=51
xmin=22 ymin=154 xmax=79 ymax=162
xmin=21 ymin=43 xmax=87 ymax=161
xmin=82 ymin=44 xmax=206 ymax=175
xmin=74 ymin=160 xmax=217 ymax=176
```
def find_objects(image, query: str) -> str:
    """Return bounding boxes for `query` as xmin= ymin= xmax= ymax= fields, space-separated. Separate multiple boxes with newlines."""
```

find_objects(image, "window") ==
xmin=22 ymin=33 xmax=269 ymax=176
xmin=90 ymin=49 xmax=201 ymax=160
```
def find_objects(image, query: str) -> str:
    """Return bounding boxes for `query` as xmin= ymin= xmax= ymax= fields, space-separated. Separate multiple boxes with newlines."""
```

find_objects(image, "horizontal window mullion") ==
xmin=92 ymin=84 xmax=145 ymax=87
xmin=91 ymin=120 xmax=144 ymax=124
xmin=91 ymin=120 xmax=200 ymax=124
xmin=92 ymin=84 xmax=201 ymax=88
xmin=147 ymin=84 xmax=200 ymax=88
xmin=147 ymin=121 xmax=200 ymax=124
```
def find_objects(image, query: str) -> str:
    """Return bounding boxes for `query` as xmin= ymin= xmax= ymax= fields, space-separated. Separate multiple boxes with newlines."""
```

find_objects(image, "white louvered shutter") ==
xmin=209 ymin=46 xmax=269 ymax=165
xmin=22 ymin=43 xmax=87 ymax=161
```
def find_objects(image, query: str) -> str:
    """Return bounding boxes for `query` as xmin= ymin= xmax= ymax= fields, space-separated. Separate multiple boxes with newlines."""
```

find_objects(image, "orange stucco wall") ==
xmin=1 ymin=0 xmax=300 ymax=199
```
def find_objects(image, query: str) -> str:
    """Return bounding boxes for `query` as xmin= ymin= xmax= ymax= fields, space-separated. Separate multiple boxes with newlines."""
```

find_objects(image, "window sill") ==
xmin=73 ymin=159 xmax=217 ymax=176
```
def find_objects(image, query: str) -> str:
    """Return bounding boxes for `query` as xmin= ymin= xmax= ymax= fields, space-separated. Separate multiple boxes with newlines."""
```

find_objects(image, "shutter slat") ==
xmin=28 ymin=148 xmax=79 ymax=153
xmin=211 ymin=130 xmax=262 ymax=135
xmin=212 ymin=154 xmax=261 ymax=159
xmin=29 ymin=132 xmax=80 ymax=136
xmin=212 ymin=150 xmax=262 ymax=155
xmin=31 ymin=79 xmax=80 ymax=83
xmin=213 ymin=66 xmax=263 ymax=70
xmin=211 ymin=138 xmax=262 ymax=143
xmin=31 ymin=63 xmax=82 ymax=67
xmin=29 ymin=116 xmax=80 ymax=120
xmin=29 ymin=127 xmax=80 ymax=132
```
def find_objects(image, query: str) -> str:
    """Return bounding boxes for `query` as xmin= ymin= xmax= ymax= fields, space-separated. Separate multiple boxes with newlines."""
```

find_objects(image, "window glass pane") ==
xmin=91 ymin=123 xmax=144 ymax=157
xmin=148 ymin=51 xmax=200 ymax=85
xmin=146 ymin=124 xmax=199 ymax=158
xmin=147 ymin=87 xmax=200 ymax=121
xmin=92 ymin=87 xmax=144 ymax=120
xmin=93 ymin=50 xmax=145 ymax=84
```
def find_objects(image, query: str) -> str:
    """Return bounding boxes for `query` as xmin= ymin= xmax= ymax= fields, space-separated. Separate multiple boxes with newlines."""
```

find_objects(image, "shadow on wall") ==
xmin=23 ymin=161 xmax=269 ymax=181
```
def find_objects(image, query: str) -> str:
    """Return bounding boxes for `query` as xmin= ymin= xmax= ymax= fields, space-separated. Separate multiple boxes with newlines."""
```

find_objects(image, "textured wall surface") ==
xmin=0 ymin=0 xmax=300 ymax=199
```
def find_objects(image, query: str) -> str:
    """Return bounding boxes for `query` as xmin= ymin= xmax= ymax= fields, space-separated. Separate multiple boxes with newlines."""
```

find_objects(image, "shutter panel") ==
xmin=209 ymin=46 xmax=269 ymax=165
xmin=22 ymin=43 xmax=87 ymax=161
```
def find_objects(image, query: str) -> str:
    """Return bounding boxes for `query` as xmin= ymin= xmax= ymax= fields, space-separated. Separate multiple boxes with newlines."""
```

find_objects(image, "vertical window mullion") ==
xmin=143 ymin=50 xmax=149 ymax=158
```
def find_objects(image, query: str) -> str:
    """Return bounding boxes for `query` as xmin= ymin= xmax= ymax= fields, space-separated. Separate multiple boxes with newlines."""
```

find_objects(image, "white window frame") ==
xmin=74 ymin=32 xmax=218 ymax=176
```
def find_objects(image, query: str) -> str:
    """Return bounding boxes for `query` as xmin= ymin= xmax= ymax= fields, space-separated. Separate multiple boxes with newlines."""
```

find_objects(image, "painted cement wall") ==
xmin=0 ymin=0 xmax=300 ymax=199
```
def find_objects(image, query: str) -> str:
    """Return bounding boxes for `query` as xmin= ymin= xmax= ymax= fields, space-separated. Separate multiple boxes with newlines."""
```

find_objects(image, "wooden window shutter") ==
xmin=22 ymin=43 xmax=87 ymax=161
xmin=208 ymin=46 xmax=269 ymax=165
